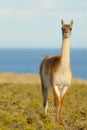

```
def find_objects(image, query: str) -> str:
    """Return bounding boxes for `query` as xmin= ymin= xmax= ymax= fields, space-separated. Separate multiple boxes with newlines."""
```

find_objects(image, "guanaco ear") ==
xmin=70 ymin=20 xmax=73 ymax=27
xmin=61 ymin=19 xmax=64 ymax=26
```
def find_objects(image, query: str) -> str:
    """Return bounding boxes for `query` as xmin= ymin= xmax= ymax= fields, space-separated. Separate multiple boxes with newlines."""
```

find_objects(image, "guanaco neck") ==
xmin=61 ymin=36 xmax=71 ymax=66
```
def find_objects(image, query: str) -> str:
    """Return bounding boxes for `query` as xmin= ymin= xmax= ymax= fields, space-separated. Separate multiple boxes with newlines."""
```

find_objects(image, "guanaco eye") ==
xmin=70 ymin=28 xmax=72 ymax=30
xmin=61 ymin=28 xmax=63 ymax=31
xmin=61 ymin=28 xmax=65 ymax=31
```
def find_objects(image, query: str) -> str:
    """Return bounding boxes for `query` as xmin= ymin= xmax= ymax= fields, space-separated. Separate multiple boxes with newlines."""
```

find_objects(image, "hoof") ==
xmin=56 ymin=118 xmax=59 ymax=124
xmin=59 ymin=120 xmax=64 ymax=125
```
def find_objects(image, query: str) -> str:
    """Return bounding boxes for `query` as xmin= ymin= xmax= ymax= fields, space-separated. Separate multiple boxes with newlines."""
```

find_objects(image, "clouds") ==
xmin=39 ymin=0 xmax=55 ymax=10
xmin=0 ymin=0 xmax=87 ymax=48
xmin=0 ymin=9 xmax=12 ymax=17
xmin=0 ymin=9 xmax=36 ymax=22
xmin=0 ymin=0 xmax=86 ymax=21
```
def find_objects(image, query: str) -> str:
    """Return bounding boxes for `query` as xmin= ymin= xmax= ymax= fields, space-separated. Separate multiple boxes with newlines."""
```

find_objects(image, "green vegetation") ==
xmin=0 ymin=75 xmax=87 ymax=130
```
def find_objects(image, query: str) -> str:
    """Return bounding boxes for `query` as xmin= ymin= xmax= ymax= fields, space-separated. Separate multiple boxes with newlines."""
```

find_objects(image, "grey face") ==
xmin=61 ymin=20 xmax=73 ymax=38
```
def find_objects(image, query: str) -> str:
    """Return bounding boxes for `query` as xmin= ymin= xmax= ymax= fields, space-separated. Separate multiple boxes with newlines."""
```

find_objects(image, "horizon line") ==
xmin=0 ymin=47 xmax=87 ymax=49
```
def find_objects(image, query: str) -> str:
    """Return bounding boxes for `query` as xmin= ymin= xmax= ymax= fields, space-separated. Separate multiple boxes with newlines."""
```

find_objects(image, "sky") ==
xmin=0 ymin=0 xmax=87 ymax=48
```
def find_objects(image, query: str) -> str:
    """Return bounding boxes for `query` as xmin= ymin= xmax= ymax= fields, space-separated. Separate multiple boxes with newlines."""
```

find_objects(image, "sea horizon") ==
xmin=0 ymin=48 xmax=87 ymax=80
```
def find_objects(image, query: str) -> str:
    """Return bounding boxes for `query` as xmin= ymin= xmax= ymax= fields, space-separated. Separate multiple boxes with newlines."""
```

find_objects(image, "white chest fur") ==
xmin=53 ymin=64 xmax=72 ymax=87
xmin=53 ymin=65 xmax=72 ymax=100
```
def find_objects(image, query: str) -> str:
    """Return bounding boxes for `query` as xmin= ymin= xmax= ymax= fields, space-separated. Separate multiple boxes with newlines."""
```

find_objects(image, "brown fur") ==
xmin=40 ymin=55 xmax=61 ymax=75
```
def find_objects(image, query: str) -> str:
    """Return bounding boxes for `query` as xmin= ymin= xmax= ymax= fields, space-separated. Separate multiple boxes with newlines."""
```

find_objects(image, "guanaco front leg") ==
xmin=59 ymin=86 xmax=68 ymax=125
xmin=53 ymin=87 xmax=60 ymax=123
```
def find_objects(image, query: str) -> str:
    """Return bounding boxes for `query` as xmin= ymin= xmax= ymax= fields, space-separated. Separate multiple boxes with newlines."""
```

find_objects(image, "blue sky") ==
xmin=0 ymin=0 xmax=87 ymax=48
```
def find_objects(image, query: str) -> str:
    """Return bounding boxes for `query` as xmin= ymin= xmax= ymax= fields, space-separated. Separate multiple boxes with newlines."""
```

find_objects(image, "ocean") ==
xmin=0 ymin=48 xmax=87 ymax=80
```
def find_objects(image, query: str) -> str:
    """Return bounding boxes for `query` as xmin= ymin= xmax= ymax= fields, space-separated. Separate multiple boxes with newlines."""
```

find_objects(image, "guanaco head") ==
xmin=61 ymin=20 xmax=73 ymax=38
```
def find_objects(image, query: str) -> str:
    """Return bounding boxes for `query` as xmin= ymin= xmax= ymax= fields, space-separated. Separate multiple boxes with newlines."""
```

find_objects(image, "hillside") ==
xmin=0 ymin=73 xmax=87 ymax=130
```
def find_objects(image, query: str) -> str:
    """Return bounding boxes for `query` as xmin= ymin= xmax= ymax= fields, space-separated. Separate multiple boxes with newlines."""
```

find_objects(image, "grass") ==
xmin=0 ymin=74 xmax=87 ymax=130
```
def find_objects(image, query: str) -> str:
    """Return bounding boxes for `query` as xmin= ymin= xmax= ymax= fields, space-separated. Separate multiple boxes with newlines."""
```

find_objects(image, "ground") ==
xmin=0 ymin=73 xmax=87 ymax=130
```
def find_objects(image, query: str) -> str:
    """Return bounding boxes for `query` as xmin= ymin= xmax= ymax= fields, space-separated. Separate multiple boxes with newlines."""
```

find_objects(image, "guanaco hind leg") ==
xmin=42 ymin=85 xmax=48 ymax=115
